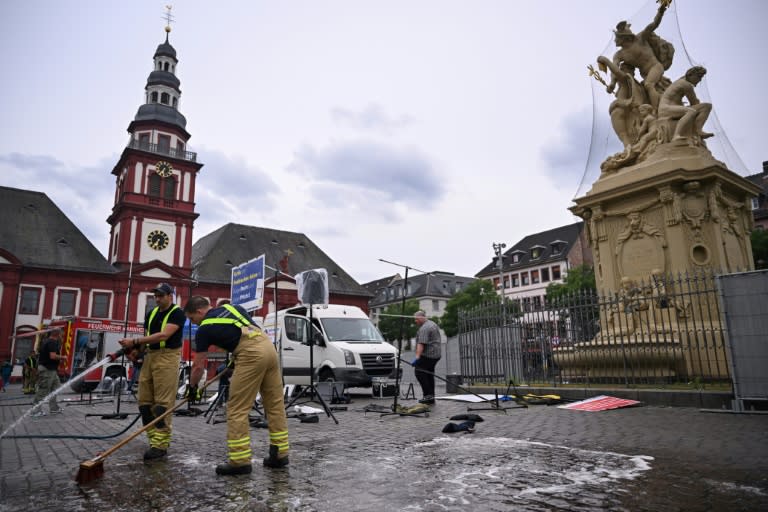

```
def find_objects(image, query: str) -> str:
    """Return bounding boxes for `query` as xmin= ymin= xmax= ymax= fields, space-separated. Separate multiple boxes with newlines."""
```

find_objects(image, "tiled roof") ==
xmin=475 ymin=222 xmax=584 ymax=277
xmin=361 ymin=274 xmax=401 ymax=296
xmin=0 ymin=186 xmax=116 ymax=273
xmin=366 ymin=271 xmax=476 ymax=307
xmin=191 ymin=223 xmax=371 ymax=297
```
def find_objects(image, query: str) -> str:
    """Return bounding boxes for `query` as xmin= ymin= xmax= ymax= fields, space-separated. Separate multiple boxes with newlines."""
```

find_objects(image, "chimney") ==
xmin=763 ymin=160 xmax=768 ymax=175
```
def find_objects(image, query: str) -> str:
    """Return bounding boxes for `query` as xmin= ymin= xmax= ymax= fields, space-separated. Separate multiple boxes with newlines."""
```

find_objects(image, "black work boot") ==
xmin=263 ymin=445 xmax=289 ymax=468
xmin=143 ymin=447 xmax=167 ymax=460
xmin=215 ymin=463 xmax=253 ymax=476
xmin=419 ymin=396 xmax=435 ymax=405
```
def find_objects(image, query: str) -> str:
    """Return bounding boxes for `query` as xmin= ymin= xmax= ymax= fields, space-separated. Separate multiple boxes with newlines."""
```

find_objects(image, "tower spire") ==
xmin=163 ymin=5 xmax=174 ymax=38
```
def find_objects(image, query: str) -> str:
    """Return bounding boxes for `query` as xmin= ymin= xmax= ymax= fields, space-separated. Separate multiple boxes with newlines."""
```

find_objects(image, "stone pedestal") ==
xmin=572 ymin=149 xmax=759 ymax=292
xmin=557 ymin=149 xmax=761 ymax=381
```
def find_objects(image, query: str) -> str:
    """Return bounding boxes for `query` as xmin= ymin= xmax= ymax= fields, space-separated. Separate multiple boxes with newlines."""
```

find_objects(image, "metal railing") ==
xmin=457 ymin=270 xmax=735 ymax=390
xmin=126 ymin=138 xmax=197 ymax=162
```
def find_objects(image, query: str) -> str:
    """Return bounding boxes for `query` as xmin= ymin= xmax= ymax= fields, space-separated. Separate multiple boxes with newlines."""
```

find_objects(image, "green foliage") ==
xmin=377 ymin=299 xmax=420 ymax=342
xmin=751 ymin=229 xmax=768 ymax=269
xmin=440 ymin=279 xmax=498 ymax=337
xmin=545 ymin=264 xmax=596 ymax=304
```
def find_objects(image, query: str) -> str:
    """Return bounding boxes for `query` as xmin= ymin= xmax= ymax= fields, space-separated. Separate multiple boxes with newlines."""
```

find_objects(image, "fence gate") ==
xmin=717 ymin=270 xmax=768 ymax=411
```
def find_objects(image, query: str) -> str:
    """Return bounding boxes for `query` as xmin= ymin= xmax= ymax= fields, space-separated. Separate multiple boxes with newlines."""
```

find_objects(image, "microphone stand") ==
xmin=101 ymin=261 xmax=133 ymax=420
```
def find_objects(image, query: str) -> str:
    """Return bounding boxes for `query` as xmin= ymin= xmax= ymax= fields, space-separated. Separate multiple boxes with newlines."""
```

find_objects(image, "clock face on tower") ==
xmin=155 ymin=160 xmax=173 ymax=178
xmin=147 ymin=230 xmax=170 ymax=251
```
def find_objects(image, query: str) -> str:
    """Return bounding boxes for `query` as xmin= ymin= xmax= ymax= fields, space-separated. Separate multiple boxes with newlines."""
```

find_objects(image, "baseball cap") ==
xmin=151 ymin=283 xmax=174 ymax=295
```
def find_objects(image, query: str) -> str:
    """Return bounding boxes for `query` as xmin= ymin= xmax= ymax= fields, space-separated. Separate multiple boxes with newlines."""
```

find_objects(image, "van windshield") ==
xmin=320 ymin=318 xmax=385 ymax=343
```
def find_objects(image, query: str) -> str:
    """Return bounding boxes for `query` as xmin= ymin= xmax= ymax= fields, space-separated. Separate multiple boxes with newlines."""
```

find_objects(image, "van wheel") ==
xmin=318 ymin=369 xmax=335 ymax=382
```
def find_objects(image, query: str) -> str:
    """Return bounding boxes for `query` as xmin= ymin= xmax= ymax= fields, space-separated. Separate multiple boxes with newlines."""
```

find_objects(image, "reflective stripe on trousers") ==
xmin=138 ymin=348 xmax=181 ymax=449
xmin=226 ymin=329 xmax=289 ymax=466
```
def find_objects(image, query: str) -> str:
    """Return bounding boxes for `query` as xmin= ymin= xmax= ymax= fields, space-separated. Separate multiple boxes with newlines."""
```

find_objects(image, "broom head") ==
xmin=75 ymin=458 xmax=104 ymax=484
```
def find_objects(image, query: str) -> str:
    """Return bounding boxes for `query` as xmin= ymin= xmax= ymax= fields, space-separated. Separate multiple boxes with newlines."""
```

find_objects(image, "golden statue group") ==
xmin=592 ymin=0 xmax=713 ymax=173
xmin=558 ymin=0 xmax=760 ymax=380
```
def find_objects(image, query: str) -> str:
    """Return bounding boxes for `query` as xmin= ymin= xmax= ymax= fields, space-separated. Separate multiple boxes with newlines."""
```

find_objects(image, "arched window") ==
xmin=163 ymin=62 xmax=169 ymax=71
xmin=172 ymin=97 xmax=178 ymax=108
xmin=163 ymin=177 xmax=176 ymax=200
xmin=160 ymin=92 xmax=169 ymax=105
xmin=148 ymin=173 xmax=161 ymax=197
xmin=157 ymin=62 xmax=161 ymax=70
xmin=151 ymin=91 xmax=158 ymax=103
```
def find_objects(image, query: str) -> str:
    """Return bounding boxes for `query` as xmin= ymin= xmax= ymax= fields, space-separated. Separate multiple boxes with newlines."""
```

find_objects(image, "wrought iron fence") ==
xmin=457 ymin=270 xmax=734 ymax=389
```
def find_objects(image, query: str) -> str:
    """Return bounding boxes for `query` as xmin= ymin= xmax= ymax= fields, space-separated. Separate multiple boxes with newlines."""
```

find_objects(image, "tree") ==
xmin=545 ymin=264 xmax=598 ymax=342
xmin=377 ymin=299 xmax=420 ymax=345
xmin=545 ymin=264 xmax=596 ymax=302
xmin=440 ymin=279 xmax=498 ymax=337
xmin=752 ymin=229 xmax=768 ymax=269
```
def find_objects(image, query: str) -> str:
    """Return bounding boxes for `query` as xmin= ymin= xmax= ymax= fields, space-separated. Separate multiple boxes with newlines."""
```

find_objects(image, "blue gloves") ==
xmin=411 ymin=357 xmax=419 ymax=366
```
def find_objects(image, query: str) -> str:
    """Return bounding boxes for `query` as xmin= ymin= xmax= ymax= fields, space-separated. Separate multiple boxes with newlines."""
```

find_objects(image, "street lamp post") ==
xmin=493 ymin=242 xmax=510 ymax=380
xmin=493 ymin=242 xmax=506 ymax=301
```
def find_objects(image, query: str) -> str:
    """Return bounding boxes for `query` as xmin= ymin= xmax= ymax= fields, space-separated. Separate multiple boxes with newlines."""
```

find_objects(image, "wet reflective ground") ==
xmin=2 ymin=385 xmax=767 ymax=511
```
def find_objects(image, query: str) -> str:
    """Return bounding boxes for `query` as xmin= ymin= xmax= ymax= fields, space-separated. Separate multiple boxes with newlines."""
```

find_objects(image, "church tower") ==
xmin=107 ymin=21 xmax=202 ymax=273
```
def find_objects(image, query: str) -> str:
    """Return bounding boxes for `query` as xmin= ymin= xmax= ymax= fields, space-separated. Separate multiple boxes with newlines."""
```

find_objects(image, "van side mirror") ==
xmin=312 ymin=331 xmax=325 ymax=347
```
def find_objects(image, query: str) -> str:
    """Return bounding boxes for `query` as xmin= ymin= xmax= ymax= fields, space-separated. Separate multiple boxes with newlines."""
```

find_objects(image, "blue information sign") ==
xmin=230 ymin=254 xmax=265 ymax=311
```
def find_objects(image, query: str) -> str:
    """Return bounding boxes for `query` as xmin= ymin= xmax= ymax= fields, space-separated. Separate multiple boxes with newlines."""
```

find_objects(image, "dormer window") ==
xmin=512 ymin=253 xmax=522 ymax=263
xmin=550 ymin=240 xmax=567 ymax=255
xmin=531 ymin=247 xmax=542 ymax=259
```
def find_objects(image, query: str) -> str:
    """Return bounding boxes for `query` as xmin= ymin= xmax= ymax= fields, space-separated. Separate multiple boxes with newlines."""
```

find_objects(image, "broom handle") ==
xmin=92 ymin=369 xmax=224 ymax=462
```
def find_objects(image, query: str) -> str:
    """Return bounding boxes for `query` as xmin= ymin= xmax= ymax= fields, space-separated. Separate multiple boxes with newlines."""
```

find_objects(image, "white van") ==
xmin=264 ymin=304 xmax=399 ymax=386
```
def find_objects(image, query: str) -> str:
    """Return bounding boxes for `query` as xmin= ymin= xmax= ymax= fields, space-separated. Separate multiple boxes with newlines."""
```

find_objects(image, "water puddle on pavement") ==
xmin=5 ymin=435 xmax=766 ymax=511
xmin=310 ymin=436 xmax=652 ymax=511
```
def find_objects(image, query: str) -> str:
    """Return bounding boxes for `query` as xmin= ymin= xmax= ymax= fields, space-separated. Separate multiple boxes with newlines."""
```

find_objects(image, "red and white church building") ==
xmin=0 ymin=27 xmax=370 ymax=363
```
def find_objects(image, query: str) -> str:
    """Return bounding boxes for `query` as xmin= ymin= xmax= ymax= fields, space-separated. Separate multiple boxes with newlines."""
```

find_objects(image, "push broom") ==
xmin=76 ymin=369 xmax=224 ymax=484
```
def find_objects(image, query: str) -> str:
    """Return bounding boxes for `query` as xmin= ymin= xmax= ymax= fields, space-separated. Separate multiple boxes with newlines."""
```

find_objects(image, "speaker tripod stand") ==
xmin=284 ymin=303 xmax=338 ymax=424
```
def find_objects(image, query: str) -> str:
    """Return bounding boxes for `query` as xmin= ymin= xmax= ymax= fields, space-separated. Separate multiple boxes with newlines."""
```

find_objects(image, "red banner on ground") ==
xmin=558 ymin=395 xmax=641 ymax=411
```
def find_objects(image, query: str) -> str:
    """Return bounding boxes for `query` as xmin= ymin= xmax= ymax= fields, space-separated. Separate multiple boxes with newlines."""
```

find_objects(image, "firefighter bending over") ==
xmin=184 ymin=296 xmax=289 ymax=475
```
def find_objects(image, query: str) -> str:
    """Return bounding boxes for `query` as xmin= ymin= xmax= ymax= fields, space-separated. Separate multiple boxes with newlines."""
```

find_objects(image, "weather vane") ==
xmin=587 ymin=64 xmax=607 ymax=87
xmin=163 ymin=5 xmax=175 ymax=33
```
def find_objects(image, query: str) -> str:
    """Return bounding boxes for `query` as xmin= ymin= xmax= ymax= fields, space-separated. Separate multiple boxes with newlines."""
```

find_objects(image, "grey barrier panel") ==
xmin=716 ymin=270 xmax=768 ymax=410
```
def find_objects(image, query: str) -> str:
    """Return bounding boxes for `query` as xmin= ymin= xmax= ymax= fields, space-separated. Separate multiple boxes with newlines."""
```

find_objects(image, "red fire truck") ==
xmin=11 ymin=317 xmax=143 ymax=393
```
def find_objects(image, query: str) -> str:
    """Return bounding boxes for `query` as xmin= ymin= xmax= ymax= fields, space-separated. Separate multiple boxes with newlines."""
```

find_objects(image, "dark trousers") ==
xmin=414 ymin=357 xmax=440 ymax=398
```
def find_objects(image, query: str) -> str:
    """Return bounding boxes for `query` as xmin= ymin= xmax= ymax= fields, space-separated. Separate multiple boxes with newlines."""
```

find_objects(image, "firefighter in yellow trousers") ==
xmin=184 ymin=296 xmax=289 ymax=475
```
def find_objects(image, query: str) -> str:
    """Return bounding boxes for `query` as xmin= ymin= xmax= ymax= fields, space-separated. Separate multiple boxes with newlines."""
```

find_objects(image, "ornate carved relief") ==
xmin=681 ymin=181 xmax=706 ymax=242
xmin=659 ymin=185 xmax=682 ymax=226
xmin=615 ymin=211 xmax=667 ymax=281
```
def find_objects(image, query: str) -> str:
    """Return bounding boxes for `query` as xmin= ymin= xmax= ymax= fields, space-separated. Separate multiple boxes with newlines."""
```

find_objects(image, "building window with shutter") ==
xmin=149 ymin=173 xmax=161 ymax=196
xmin=57 ymin=290 xmax=77 ymax=316
xmin=163 ymin=177 xmax=176 ymax=200
xmin=92 ymin=293 xmax=111 ymax=318
xmin=20 ymin=287 xmax=41 ymax=315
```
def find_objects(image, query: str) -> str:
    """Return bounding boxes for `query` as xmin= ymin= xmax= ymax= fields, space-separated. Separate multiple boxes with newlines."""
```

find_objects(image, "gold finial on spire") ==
xmin=163 ymin=5 xmax=174 ymax=33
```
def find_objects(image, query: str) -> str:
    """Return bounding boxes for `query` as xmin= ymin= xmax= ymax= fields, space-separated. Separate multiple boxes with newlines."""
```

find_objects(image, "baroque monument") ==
xmin=560 ymin=0 xmax=761 ymax=380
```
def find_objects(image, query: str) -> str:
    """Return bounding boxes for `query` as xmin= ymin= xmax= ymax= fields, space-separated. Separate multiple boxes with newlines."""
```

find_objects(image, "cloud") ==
xmin=0 ymin=153 xmax=67 ymax=172
xmin=288 ymin=139 xmax=444 ymax=210
xmin=193 ymin=148 xmax=280 ymax=229
xmin=331 ymin=103 xmax=413 ymax=134
xmin=0 ymin=152 xmax=116 ymax=254
xmin=540 ymin=109 xmax=594 ymax=188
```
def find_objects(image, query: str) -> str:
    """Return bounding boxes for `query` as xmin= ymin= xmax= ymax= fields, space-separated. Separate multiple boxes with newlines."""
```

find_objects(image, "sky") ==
xmin=1 ymin=0 xmax=766 ymax=285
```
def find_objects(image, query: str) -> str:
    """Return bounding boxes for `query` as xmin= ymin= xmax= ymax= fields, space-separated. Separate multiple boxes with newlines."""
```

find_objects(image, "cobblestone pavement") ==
xmin=1 ymin=381 xmax=767 ymax=512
